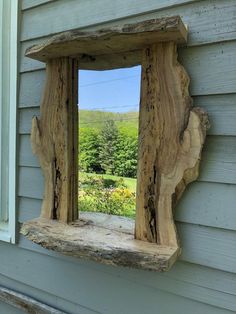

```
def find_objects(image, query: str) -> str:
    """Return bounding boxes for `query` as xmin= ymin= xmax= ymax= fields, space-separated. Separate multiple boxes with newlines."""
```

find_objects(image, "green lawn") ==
xmin=79 ymin=172 xmax=136 ymax=192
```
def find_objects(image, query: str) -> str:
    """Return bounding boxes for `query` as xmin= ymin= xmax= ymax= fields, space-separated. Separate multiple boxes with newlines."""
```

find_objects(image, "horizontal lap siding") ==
xmin=21 ymin=0 xmax=56 ymax=11
xmin=0 ymin=242 xmax=236 ymax=313
xmin=20 ymin=0 xmax=236 ymax=45
xmin=4 ymin=0 xmax=235 ymax=313
xmin=16 ymin=237 xmax=236 ymax=306
xmin=0 ymin=274 xmax=96 ymax=314
xmin=16 ymin=195 xmax=236 ymax=274
xmin=18 ymin=180 xmax=236 ymax=231
xmin=18 ymin=93 xmax=236 ymax=136
xmin=18 ymin=134 xmax=236 ymax=184
xmin=19 ymin=42 xmax=236 ymax=99
xmin=19 ymin=0 xmax=236 ymax=74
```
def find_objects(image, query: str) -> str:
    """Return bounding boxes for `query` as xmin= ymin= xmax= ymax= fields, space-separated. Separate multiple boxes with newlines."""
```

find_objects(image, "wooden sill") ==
xmin=21 ymin=212 xmax=180 ymax=272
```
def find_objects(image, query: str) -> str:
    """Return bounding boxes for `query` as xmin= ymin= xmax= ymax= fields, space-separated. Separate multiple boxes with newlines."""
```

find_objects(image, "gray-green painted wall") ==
xmin=1 ymin=0 xmax=236 ymax=313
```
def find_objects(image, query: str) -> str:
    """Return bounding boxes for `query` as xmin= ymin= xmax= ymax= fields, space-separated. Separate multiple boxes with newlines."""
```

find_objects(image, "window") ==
xmin=0 ymin=0 xmax=18 ymax=242
xmin=21 ymin=17 xmax=208 ymax=271
xmin=78 ymin=67 xmax=141 ymax=219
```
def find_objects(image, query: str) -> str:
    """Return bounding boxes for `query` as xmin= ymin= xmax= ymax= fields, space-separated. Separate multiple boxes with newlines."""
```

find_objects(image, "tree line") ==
xmin=79 ymin=120 xmax=138 ymax=178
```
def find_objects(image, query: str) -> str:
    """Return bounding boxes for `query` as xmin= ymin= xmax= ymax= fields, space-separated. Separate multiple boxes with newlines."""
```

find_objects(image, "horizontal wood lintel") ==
xmin=25 ymin=16 xmax=187 ymax=69
xmin=20 ymin=212 xmax=180 ymax=272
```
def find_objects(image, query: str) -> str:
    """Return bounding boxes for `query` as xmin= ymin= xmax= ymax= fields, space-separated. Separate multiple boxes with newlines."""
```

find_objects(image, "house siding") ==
xmin=1 ymin=0 xmax=236 ymax=313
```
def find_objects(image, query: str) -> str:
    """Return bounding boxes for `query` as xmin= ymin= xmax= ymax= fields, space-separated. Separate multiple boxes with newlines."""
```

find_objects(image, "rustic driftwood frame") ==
xmin=21 ymin=16 xmax=208 ymax=272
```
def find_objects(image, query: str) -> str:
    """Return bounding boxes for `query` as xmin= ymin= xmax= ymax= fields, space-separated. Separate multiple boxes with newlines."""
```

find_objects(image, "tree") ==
xmin=99 ymin=120 xmax=118 ymax=175
xmin=79 ymin=117 xmax=138 ymax=178
xmin=114 ymin=131 xmax=138 ymax=178
xmin=79 ymin=128 xmax=102 ymax=173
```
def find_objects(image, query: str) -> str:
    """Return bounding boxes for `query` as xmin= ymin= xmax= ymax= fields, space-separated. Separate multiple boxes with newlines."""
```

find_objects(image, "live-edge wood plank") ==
xmin=21 ymin=215 xmax=180 ymax=272
xmin=25 ymin=17 xmax=188 ymax=63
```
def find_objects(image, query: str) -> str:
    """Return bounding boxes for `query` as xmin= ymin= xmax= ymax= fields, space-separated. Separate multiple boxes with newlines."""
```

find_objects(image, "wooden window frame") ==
xmin=21 ymin=17 xmax=208 ymax=271
xmin=0 ymin=0 xmax=18 ymax=243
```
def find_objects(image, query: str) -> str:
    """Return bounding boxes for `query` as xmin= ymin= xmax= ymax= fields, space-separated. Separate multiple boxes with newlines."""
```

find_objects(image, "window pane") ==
xmin=78 ymin=66 xmax=141 ymax=219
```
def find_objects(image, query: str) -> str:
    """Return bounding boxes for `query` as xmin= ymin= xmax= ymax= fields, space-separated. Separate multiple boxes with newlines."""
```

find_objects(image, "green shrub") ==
xmin=79 ymin=174 xmax=135 ymax=218
xmin=79 ymin=128 xmax=103 ymax=173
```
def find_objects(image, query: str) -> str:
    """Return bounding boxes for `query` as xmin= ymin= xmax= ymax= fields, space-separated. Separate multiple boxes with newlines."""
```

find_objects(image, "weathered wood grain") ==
xmin=21 ymin=214 xmax=180 ymax=272
xmin=135 ymin=42 xmax=208 ymax=246
xmin=0 ymin=286 xmax=65 ymax=314
xmin=30 ymin=58 xmax=78 ymax=222
xmin=24 ymin=18 xmax=194 ymax=269
xmin=25 ymin=16 xmax=187 ymax=66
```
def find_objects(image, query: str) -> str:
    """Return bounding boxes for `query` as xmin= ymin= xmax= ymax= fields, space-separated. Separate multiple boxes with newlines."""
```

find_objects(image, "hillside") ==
xmin=79 ymin=109 xmax=139 ymax=134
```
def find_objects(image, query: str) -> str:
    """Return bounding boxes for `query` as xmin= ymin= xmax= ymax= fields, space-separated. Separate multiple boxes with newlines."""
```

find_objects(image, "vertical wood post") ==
xmin=135 ymin=42 xmax=208 ymax=247
xmin=31 ymin=57 xmax=78 ymax=223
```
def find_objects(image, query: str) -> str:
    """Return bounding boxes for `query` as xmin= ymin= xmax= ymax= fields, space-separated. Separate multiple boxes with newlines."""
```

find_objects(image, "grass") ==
xmin=79 ymin=172 xmax=136 ymax=192
xmin=79 ymin=109 xmax=139 ymax=131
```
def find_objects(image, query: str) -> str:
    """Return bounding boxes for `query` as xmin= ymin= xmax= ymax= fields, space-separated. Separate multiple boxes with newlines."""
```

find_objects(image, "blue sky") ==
xmin=78 ymin=66 xmax=141 ymax=113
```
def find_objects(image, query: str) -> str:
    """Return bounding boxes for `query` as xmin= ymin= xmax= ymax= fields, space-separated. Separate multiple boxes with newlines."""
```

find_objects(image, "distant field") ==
xmin=79 ymin=109 xmax=139 ymax=134
xmin=79 ymin=172 xmax=136 ymax=192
